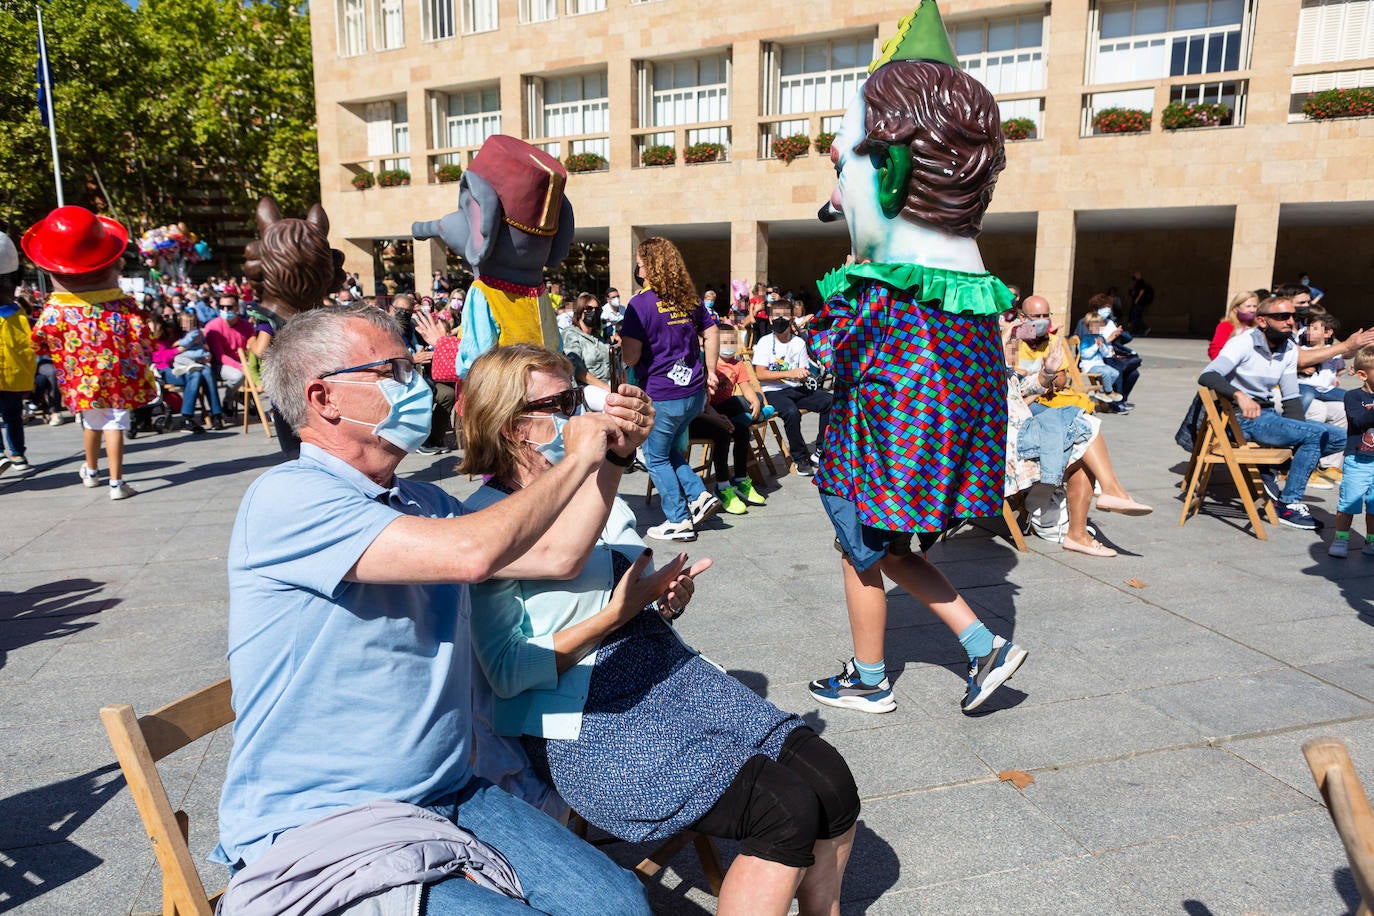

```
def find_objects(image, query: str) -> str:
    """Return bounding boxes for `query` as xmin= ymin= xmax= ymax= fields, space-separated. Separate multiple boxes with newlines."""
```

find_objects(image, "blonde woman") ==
xmin=1208 ymin=290 xmax=1260 ymax=360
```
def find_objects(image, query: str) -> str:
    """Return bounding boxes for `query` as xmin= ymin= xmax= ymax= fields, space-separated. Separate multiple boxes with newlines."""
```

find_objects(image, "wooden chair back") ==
xmin=236 ymin=347 xmax=275 ymax=439
xmin=1062 ymin=335 xmax=1104 ymax=396
xmin=100 ymin=679 xmax=234 ymax=916
xmin=1177 ymin=386 xmax=1294 ymax=540
xmin=1304 ymin=737 xmax=1374 ymax=914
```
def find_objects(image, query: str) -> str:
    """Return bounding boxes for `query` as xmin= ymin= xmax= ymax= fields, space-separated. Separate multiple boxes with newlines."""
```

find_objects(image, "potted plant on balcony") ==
xmin=564 ymin=152 xmax=609 ymax=173
xmin=683 ymin=142 xmax=725 ymax=164
xmin=1302 ymin=87 xmax=1374 ymax=120
xmin=641 ymin=144 xmax=675 ymax=167
xmin=351 ymin=171 xmax=375 ymax=191
xmin=772 ymin=134 xmax=810 ymax=163
xmin=1161 ymin=101 xmax=1230 ymax=130
xmin=1091 ymin=107 xmax=1151 ymax=134
xmin=1001 ymin=117 xmax=1037 ymax=141
xmin=436 ymin=163 xmax=463 ymax=183
xmin=813 ymin=131 xmax=837 ymax=154
xmin=377 ymin=169 xmax=411 ymax=187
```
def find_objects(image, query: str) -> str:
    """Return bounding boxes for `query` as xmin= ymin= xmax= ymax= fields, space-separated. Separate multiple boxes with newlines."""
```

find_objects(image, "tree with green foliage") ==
xmin=0 ymin=0 xmax=318 ymax=252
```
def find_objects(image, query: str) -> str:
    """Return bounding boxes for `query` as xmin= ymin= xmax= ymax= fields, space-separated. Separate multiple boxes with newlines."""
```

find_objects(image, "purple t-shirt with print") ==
xmin=620 ymin=290 xmax=711 ymax=402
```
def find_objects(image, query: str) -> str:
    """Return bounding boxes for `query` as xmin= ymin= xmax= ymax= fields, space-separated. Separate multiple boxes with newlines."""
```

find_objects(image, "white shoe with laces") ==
xmin=79 ymin=466 xmax=100 ymax=488
xmin=646 ymin=519 xmax=696 ymax=542
xmin=109 ymin=482 xmax=138 ymax=501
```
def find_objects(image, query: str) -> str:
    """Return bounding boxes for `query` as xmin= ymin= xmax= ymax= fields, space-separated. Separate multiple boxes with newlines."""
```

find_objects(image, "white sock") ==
xmin=109 ymin=479 xmax=122 ymax=487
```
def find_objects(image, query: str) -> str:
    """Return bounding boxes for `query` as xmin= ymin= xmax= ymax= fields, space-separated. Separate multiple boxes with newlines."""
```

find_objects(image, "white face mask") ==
xmin=1097 ymin=307 xmax=1112 ymax=319
xmin=720 ymin=346 xmax=737 ymax=359
xmin=609 ymin=297 xmax=620 ymax=308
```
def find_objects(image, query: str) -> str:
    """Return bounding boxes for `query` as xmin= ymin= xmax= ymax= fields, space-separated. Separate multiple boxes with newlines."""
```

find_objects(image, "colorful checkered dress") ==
xmin=811 ymin=262 xmax=1013 ymax=533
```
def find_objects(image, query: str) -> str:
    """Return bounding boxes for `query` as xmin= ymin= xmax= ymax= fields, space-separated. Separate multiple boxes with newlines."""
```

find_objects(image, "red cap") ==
xmin=467 ymin=135 xmax=567 ymax=237
xmin=21 ymin=206 xmax=129 ymax=274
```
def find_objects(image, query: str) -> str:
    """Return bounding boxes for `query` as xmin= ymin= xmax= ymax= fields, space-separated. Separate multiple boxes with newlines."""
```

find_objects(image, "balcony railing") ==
xmin=1080 ymin=73 xmax=1250 ymax=136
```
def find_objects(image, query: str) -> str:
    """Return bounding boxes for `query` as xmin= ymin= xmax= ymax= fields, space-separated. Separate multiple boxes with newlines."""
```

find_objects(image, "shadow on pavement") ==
xmin=0 ymin=764 xmax=124 ymax=911
xmin=1300 ymin=541 xmax=1374 ymax=620
xmin=0 ymin=578 xmax=117 ymax=671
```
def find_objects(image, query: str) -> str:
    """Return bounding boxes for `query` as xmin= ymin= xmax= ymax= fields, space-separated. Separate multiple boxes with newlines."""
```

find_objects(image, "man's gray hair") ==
xmin=262 ymin=305 xmax=402 ymax=432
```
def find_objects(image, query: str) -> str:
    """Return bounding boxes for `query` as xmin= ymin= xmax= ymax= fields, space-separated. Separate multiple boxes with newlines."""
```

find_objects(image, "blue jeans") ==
xmin=1298 ymin=383 xmax=1346 ymax=413
xmin=0 ymin=390 xmax=25 ymax=458
xmin=421 ymin=778 xmax=649 ymax=915
xmin=643 ymin=390 xmax=708 ymax=523
xmin=1239 ymin=410 xmax=1345 ymax=504
xmin=161 ymin=366 xmax=223 ymax=416
xmin=1087 ymin=363 xmax=1120 ymax=394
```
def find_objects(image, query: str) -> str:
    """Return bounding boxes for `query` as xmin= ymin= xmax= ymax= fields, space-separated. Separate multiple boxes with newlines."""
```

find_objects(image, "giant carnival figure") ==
xmin=412 ymin=134 xmax=575 ymax=383
xmin=806 ymin=0 xmax=1029 ymax=716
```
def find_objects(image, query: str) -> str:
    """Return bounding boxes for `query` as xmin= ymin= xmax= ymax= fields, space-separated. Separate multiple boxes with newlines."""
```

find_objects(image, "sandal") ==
xmin=1095 ymin=494 xmax=1153 ymax=516
xmin=1062 ymin=536 xmax=1117 ymax=558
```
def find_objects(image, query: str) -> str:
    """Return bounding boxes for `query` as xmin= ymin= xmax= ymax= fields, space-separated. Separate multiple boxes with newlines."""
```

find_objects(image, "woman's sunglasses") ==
xmin=524 ymin=387 xmax=584 ymax=415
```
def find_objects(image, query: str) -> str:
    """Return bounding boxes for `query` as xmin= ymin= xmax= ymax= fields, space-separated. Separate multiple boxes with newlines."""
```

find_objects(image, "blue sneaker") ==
xmin=1276 ymin=501 xmax=1320 ymax=531
xmin=808 ymin=658 xmax=896 ymax=713
xmin=1260 ymin=472 xmax=1283 ymax=504
xmin=962 ymin=637 xmax=1028 ymax=712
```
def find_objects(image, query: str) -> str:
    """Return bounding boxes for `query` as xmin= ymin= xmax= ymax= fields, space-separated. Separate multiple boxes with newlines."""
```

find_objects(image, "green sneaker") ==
xmin=719 ymin=485 xmax=749 ymax=515
xmin=736 ymin=478 xmax=766 ymax=506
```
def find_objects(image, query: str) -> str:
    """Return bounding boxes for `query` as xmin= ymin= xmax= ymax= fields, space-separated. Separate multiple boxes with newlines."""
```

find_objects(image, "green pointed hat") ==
xmin=869 ymin=0 xmax=959 ymax=72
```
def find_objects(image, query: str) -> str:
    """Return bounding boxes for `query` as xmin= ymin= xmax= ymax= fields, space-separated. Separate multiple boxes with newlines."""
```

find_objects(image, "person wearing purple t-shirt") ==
xmin=619 ymin=238 xmax=721 ymax=541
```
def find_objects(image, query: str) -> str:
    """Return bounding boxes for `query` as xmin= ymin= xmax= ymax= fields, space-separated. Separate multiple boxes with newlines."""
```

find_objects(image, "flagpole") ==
xmin=36 ymin=5 xmax=63 ymax=207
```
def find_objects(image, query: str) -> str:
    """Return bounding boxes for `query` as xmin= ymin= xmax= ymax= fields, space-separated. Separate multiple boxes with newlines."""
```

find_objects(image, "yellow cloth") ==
xmin=0 ymin=311 xmax=38 ymax=391
xmin=1016 ymin=334 xmax=1095 ymax=414
xmin=477 ymin=279 xmax=560 ymax=351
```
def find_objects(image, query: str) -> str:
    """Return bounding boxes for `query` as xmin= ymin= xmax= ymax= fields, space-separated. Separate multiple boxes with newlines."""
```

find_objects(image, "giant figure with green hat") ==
xmin=807 ymin=0 xmax=1030 ymax=716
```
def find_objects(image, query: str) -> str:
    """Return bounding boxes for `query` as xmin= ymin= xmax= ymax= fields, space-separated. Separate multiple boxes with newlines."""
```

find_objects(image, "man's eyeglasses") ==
xmin=1260 ymin=311 xmax=1296 ymax=322
xmin=523 ymin=387 xmax=584 ymax=415
xmin=1023 ymin=313 xmax=1050 ymax=319
xmin=318 ymin=357 xmax=415 ymax=385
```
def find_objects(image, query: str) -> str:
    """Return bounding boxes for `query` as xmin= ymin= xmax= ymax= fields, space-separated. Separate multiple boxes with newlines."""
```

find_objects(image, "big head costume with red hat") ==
xmin=22 ymin=206 xmax=129 ymax=277
xmin=411 ymin=134 xmax=575 ymax=381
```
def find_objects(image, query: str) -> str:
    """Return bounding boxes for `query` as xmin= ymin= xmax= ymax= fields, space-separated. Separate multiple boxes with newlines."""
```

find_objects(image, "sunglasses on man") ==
xmin=318 ymin=357 xmax=416 ymax=385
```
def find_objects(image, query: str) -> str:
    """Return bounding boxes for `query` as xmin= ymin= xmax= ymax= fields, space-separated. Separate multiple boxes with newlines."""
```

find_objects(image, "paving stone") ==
xmin=1136 ymin=667 xmax=1374 ymax=740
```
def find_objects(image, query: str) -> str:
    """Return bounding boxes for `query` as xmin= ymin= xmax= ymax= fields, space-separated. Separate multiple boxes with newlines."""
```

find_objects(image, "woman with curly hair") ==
xmin=619 ymin=237 xmax=721 ymax=540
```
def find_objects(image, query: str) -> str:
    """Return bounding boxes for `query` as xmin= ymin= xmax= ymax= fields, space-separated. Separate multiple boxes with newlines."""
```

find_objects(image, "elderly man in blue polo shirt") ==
xmin=1199 ymin=296 xmax=1345 ymax=531
xmin=213 ymin=305 xmax=658 ymax=914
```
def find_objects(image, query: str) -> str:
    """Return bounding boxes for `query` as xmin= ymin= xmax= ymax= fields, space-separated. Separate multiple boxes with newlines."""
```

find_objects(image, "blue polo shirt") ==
xmin=214 ymin=444 xmax=472 ymax=869
xmin=1202 ymin=327 xmax=1299 ymax=404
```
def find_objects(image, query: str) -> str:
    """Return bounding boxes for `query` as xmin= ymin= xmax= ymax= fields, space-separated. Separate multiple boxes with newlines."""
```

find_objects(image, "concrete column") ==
xmin=731 ymin=39 xmax=762 ymax=162
xmin=412 ymin=238 xmax=446 ymax=293
xmin=610 ymin=225 xmax=646 ymax=298
xmin=607 ymin=48 xmax=635 ymax=173
xmin=339 ymin=237 xmax=376 ymax=295
xmin=1041 ymin=0 xmax=1090 ymax=142
xmin=731 ymin=220 xmax=769 ymax=288
xmin=1228 ymin=200 xmax=1280 ymax=294
xmin=1032 ymin=210 xmax=1076 ymax=327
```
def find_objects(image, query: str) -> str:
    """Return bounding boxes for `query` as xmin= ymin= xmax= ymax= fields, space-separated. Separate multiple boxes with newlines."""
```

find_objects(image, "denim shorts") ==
xmin=819 ymin=490 xmax=918 ymax=573
xmin=1339 ymin=454 xmax=1374 ymax=515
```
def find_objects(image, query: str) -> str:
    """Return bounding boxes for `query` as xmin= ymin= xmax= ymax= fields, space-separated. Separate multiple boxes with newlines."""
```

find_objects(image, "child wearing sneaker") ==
xmin=1328 ymin=346 xmax=1374 ymax=558
xmin=691 ymin=327 xmax=769 ymax=514
xmin=0 ymin=232 xmax=38 ymax=475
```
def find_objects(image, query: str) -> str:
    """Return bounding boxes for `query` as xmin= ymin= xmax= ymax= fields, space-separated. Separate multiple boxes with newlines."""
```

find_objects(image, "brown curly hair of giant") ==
xmin=858 ymin=60 xmax=1006 ymax=238
xmin=636 ymin=237 xmax=699 ymax=316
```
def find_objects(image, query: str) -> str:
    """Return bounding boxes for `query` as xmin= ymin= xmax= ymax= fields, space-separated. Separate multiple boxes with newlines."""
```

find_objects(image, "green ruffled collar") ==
xmin=817 ymin=261 xmax=1013 ymax=317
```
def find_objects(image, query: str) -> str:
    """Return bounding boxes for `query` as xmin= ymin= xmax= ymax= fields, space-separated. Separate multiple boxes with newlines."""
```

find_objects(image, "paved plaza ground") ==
xmin=2 ymin=337 xmax=1372 ymax=915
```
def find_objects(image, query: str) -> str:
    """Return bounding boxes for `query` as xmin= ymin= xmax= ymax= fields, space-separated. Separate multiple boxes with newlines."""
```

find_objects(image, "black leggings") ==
xmin=690 ymin=727 xmax=859 ymax=868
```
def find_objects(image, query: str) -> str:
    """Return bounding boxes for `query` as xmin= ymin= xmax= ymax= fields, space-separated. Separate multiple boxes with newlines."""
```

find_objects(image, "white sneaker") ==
xmin=109 ymin=482 xmax=138 ymax=500
xmin=1364 ymin=539 xmax=1374 ymax=557
xmin=79 ymin=466 xmax=100 ymax=488
xmin=646 ymin=519 xmax=696 ymax=542
xmin=0 ymin=457 xmax=10 ymax=478
xmin=1329 ymin=538 xmax=1350 ymax=558
xmin=48 ymin=412 xmax=66 ymax=426
xmin=688 ymin=491 xmax=721 ymax=526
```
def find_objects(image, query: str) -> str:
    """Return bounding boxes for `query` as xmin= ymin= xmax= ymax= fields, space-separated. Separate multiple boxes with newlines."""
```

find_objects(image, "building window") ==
xmin=376 ymin=0 xmax=404 ymax=49
xmin=463 ymin=0 xmax=498 ymax=33
xmin=528 ymin=72 xmax=610 ymax=159
xmin=338 ymin=0 xmax=367 ymax=56
xmin=421 ymin=0 xmax=456 ymax=40
xmin=445 ymin=87 xmax=503 ymax=148
xmin=951 ymin=15 xmax=1046 ymax=94
xmin=1092 ymin=0 xmax=1247 ymax=84
xmin=366 ymin=99 xmax=411 ymax=171
xmin=520 ymin=0 xmax=556 ymax=23
xmin=649 ymin=54 xmax=730 ymax=128
xmin=1295 ymin=0 xmax=1374 ymax=64
xmin=567 ymin=0 xmax=605 ymax=13
xmin=772 ymin=35 xmax=874 ymax=118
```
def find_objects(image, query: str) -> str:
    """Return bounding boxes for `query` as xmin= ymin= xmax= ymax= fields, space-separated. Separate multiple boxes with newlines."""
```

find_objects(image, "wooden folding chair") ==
xmin=740 ymin=357 xmax=796 ymax=475
xmin=1178 ymin=386 xmax=1293 ymax=540
xmin=1304 ymin=737 xmax=1374 ymax=915
xmin=236 ymin=347 xmax=274 ymax=439
xmin=645 ymin=439 xmax=715 ymax=507
xmin=100 ymin=678 xmax=234 ymax=916
xmin=1063 ymin=336 xmax=1106 ymax=400
xmin=569 ymin=813 xmax=725 ymax=897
